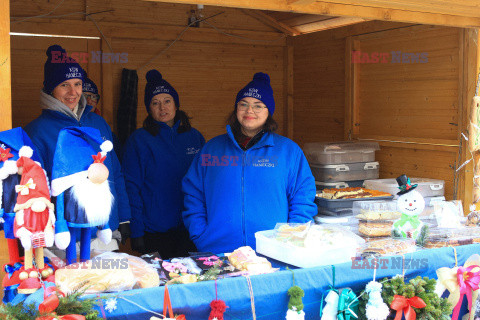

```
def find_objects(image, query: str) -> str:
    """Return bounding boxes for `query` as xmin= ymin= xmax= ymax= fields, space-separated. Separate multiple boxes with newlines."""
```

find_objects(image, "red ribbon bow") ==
xmin=390 ymin=295 xmax=426 ymax=320
xmin=36 ymin=286 xmax=85 ymax=320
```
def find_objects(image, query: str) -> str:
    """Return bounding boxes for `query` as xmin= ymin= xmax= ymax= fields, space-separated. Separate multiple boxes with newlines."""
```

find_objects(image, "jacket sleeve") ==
xmin=122 ymin=136 xmax=145 ymax=238
xmin=286 ymin=147 xmax=317 ymax=223
xmin=182 ymin=152 xmax=208 ymax=241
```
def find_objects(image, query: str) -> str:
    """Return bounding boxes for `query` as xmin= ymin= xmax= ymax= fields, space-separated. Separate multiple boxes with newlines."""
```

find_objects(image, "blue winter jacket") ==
xmin=123 ymin=120 xmax=205 ymax=238
xmin=182 ymin=126 xmax=317 ymax=253
xmin=24 ymin=101 xmax=131 ymax=231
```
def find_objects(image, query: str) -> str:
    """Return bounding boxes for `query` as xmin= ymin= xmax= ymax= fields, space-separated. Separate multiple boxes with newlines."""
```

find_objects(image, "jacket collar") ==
xmin=226 ymin=125 xmax=274 ymax=151
xmin=39 ymin=89 xmax=90 ymax=120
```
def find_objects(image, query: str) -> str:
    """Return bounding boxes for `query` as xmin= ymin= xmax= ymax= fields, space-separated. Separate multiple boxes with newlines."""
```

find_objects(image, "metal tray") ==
xmin=315 ymin=195 xmax=394 ymax=209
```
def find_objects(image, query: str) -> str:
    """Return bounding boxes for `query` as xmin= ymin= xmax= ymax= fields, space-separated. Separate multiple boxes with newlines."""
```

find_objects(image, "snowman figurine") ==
xmin=393 ymin=174 xmax=426 ymax=239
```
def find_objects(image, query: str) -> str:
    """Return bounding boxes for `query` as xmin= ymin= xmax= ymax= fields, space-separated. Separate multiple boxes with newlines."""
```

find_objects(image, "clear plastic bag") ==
xmin=55 ymin=252 xmax=160 ymax=294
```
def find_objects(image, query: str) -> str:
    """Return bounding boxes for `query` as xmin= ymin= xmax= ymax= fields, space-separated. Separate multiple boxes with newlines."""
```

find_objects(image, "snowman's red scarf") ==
xmin=70 ymin=177 xmax=113 ymax=226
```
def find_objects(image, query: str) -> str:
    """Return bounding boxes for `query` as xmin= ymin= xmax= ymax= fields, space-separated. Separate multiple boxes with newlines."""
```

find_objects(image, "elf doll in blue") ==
xmin=50 ymin=126 xmax=114 ymax=264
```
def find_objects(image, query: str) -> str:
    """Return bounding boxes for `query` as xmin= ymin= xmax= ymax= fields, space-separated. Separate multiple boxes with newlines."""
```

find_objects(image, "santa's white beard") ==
xmin=70 ymin=178 xmax=113 ymax=227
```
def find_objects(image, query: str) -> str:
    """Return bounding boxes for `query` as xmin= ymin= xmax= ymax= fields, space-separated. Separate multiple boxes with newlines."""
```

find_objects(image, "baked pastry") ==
xmin=228 ymin=246 xmax=272 ymax=274
xmin=356 ymin=209 xmax=401 ymax=221
xmin=319 ymin=187 xmax=391 ymax=200
xmin=362 ymin=238 xmax=415 ymax=255
xmin=358 ymin=220 xmax=393 ymax=237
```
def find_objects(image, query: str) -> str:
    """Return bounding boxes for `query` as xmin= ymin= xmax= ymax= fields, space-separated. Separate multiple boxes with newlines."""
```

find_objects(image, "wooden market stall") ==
xmin=0 ymin=0 xmax=479 ymax=300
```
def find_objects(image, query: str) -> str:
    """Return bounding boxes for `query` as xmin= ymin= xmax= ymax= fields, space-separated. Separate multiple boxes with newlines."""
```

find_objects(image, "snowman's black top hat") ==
xmin=396 ymin=174 xmax=418 ymax=195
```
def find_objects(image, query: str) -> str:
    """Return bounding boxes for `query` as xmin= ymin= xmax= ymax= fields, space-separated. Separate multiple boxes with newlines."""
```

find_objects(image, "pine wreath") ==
xmin=0 ymin=284 xmax=103 ymax=320
xmin=358 ymin=275 xmax=452 ymax=320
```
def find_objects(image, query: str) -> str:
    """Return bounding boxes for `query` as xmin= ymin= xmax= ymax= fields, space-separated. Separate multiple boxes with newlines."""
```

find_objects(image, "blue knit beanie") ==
xmin=43 ymin=45 xmax=85 ymax=94
xmin=82 ymin=77 xmax=99 ymax=100
xmin=144 ymin=70 xmax=179 ymax=113
xmin=235 ymin=72 xmax=275 ymax=115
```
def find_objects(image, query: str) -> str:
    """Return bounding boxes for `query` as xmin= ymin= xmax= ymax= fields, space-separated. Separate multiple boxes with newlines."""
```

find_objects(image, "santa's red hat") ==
xmin=14 ymin=156 xmax=53 ymax=212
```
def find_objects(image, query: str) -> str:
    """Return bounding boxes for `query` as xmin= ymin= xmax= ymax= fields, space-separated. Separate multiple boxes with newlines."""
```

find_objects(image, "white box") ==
xmin=255 ymin=230 xmax=359 ymax=268
xmin=304 ymin=141 xmax=379 ymax=165
xmin=311 ymin=162 xmax=379 ymax=182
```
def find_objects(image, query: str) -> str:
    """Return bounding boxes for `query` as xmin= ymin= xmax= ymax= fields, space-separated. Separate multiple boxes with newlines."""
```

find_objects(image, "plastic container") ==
xmin=255 ymin=228 xmax=363 ymax=268
xmin=315 ymin=180 xmax=364 ymax=191
xmin=364 ymin=178 xmax=444 ymax=198
xmin=423 ymin=227 xmax=480 ymax=248
xmin=360 ymin=238 xmax=417 ymax=256
xmin=311 ymin=162 xmax=379 ymax=182
xmin=315 ymin=195 xmax=394 ymax=209
xmin=304 ymin=141 xmax=379 ymax=165
xmin=353 ymin=200 xmax=401 ymax=221
xmin=317 ymin=206 xmax=353 ymax=217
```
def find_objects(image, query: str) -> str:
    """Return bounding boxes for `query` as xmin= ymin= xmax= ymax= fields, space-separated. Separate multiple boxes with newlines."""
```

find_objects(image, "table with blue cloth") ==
xmin=92 ymin=244 xmax=480 ymax=320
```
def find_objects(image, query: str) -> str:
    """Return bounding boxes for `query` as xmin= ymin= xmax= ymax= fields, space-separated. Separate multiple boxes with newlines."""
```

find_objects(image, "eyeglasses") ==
xmin=83 ymin=93 xmax=99 ymax=102
xmin=236 ymin=101 xmax=267 ymax=113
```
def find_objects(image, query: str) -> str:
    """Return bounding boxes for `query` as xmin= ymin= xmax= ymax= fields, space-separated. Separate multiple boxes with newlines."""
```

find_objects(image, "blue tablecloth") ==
xmin=92 ymin=244 xmax=480 ymax=320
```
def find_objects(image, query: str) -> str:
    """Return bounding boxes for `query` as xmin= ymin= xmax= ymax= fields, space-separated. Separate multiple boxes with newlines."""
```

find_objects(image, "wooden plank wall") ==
xmin=293 ymin=22 xmax=461 ymax=200
xmin=10 ymin=0 xmax=287 ymax=140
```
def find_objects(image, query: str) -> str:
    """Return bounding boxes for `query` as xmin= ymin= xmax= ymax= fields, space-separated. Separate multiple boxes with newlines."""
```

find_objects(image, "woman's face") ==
xmin=150 ymin=93 xmax=176 ymax=127
xmin=52 ymin=79 xmax=83 ymax=111
xmin=236 ymin=97 xmax=269 ymax=137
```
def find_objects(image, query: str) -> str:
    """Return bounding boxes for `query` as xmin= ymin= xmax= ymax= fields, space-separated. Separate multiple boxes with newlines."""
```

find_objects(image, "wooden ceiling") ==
xmin=241 ymin=10 xmax=367 ymax=36
xmin=145 ymin=0 xmax=480 ymax=29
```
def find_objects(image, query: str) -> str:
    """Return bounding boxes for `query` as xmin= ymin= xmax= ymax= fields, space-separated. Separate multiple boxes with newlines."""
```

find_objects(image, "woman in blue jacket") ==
xmin=24 ymin=45 xmax=131 ymax=248
xmin=182 ymin=72 xmax=317 ymax=254
xmin=123 ymin=70 xmax=205 ymax=259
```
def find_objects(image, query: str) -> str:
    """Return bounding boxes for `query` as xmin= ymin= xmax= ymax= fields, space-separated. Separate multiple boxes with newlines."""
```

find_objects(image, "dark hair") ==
xmin=143 ymin=109 xmax=192 ymax=136
xmin=226 ymin=107 xmax=278 ymax=141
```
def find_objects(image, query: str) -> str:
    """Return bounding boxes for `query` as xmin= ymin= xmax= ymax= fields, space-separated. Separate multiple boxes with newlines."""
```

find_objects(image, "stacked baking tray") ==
xmin=304 ymin=141 xmax=383 ymax=217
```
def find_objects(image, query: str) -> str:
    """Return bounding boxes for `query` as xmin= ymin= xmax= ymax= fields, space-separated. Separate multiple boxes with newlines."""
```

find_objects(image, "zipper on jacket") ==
xmin=241 ymin=151 xmax=247 ymax=246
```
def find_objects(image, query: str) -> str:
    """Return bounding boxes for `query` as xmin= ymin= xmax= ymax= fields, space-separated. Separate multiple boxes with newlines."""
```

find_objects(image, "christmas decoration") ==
xmin=436 ymin=254 xmax=480 ymax=320
xmin=0 ymin=127 xmax=40 ymax=270
xmin=104 ymin=297 xmax=118 ymax=313
xmin=390 ymin=295 xmax=426 ymax=320
xmin=360 ymin=275 xmax=453 ymax=320
xmin=0 ymin=284 xmax=103 ymax=320
xmin=320 ymin=289 xmax=339 ymax=320
xmin=14 ymin=151 xmax=55 ymax=293
xmin=337 ymin=288 xmax=359 ymax=320
xmin=50 ymin=127 xmax=113 ymax=265
xmin=208 ymin=279 xmax=228 ymax=320
xmin=392 ymin=174 xmax=428 ymax=241
xmin=286 ymin=285 xmax=305 ymax=320
xmin=365 ymin=281 xmax=390 ymax=320
xmin=151 ymin=285 xmax=186 ymax=320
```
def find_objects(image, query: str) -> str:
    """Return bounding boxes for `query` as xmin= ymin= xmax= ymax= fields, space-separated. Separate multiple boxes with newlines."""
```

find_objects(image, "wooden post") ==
xmin=461 ymin=28 xmax=480 ymax=213
xmin=0 ymin=0 xmax=12 ymax=131
xmin=0 ymin=0 xmax=12 ymax=300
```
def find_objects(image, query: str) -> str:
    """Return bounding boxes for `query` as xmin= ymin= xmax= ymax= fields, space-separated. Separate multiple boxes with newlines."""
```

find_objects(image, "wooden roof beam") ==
xmin=143 ymin=0 xmax=480 ymax=28
xmin=295 ymin=16 xmax=367 ymax=33
xmin=287 ymin=0 xmax=317 ymax=5
xmin=241 ymin=9 xmax=300 ymax=36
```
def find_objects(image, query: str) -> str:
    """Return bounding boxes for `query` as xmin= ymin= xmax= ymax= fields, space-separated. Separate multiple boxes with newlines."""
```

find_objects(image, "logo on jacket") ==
xmin=186 ymin=147 xmax=200 ymax=155
xmin=247 ymin=156 xmax=277 ymax=168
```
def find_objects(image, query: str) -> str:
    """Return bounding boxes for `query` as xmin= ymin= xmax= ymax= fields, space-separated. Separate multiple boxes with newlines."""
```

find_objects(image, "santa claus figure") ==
xmin=51 ymin=127 xmax=113 ymax=264
xmin=13 ymin=149 xmax=55 ymax=292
